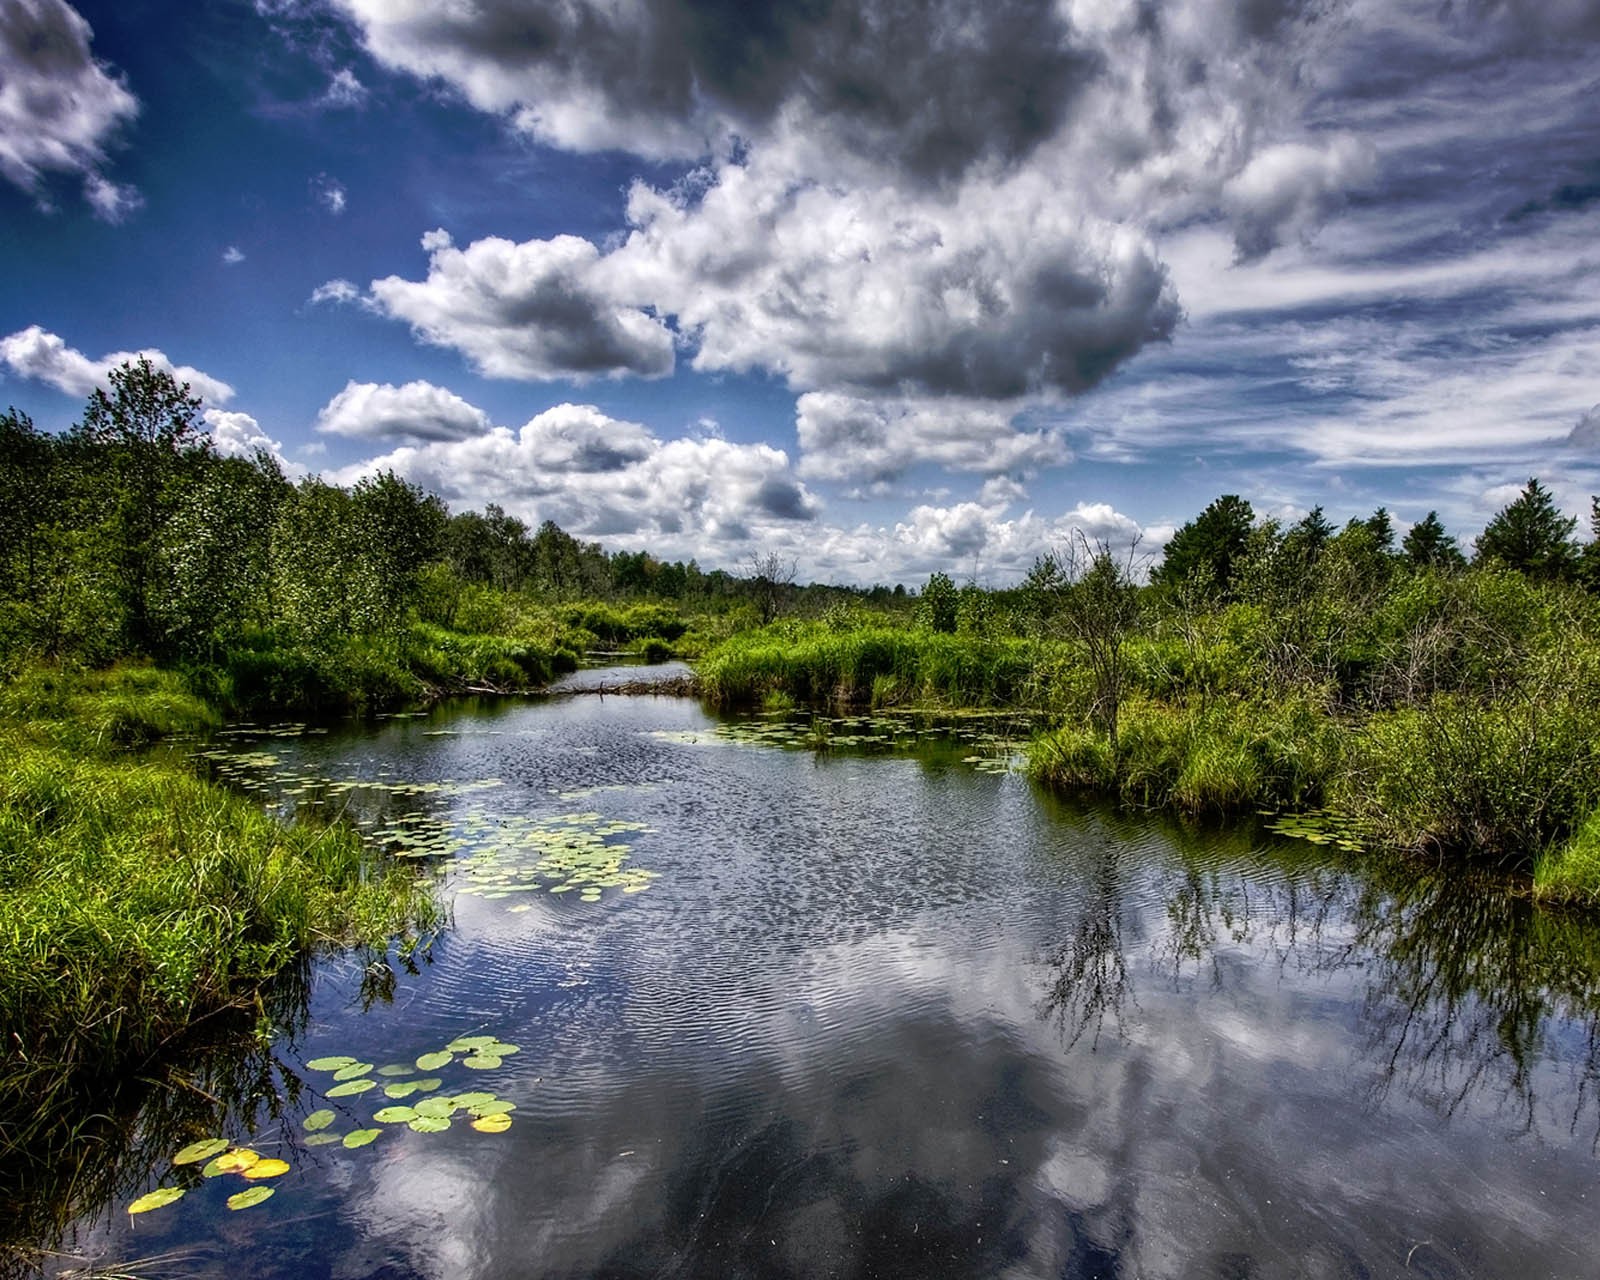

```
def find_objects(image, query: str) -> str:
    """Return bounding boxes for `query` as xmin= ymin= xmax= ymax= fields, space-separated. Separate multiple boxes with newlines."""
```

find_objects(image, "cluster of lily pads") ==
xmin=454 ymin=810 xmax=658 ymax=907
xmin=126 ymin=1138 xmax=291 ymax=1216
xmin=300 ymin=1035 xmax=523 ymax=1144
xmin=654 ymin=712 xmax=1027 ymax=775
xmin=1263 ymin=808 xmax=1367 ymax=852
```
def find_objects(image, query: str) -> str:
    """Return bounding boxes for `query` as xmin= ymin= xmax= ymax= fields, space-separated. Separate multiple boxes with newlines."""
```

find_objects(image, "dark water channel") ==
xmin=34 ymin=678 xmax=1600 ymax=1277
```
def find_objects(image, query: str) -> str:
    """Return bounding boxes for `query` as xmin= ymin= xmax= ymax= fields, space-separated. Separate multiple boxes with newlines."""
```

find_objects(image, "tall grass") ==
xmin=698 ymin=622 xmax=1037 ymax=709
xmin=0 ymin=665 xmax=437 ymax=1154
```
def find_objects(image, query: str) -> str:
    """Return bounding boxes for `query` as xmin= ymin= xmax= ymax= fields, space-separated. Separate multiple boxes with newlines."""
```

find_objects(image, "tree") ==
xmin=1151 ymin=495 xmax=1255 ymax=598
xmin=748 ymin=550 xmax=797 ymax=625
xmin=916 ymin=571 xmax=958 ymax=633
xmin=1042 ymin=533 xmax=1143 ymax=750
xmin=1473 ymin=478 xmax=1579 ymax=581
xmin=1402 ymin=511 xmax=1465 ymax=570
xmin=0 ymin=408 xmax=56 ymax=598
xmin=68 ymin=358 xmax=214 ymax=651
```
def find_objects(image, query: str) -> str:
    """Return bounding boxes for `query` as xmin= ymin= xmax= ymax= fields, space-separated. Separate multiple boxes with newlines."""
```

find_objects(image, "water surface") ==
xmin=32 ymin=684 xmax=1600 ymax=1278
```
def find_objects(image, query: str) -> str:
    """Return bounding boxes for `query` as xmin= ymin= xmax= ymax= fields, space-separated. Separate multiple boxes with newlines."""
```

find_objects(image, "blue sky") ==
xmin=2 ymin=0 xmax=1597 ymax=584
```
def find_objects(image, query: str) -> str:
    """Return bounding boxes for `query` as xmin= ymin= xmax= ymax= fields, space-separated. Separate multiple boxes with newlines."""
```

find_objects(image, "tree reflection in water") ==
xmin=1035 ymin=810 xmax=1600 ymax=1148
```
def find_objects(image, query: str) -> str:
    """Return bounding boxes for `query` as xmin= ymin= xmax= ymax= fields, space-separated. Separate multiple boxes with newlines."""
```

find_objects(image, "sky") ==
xmin=1 ymin=0 xmax=1597 ymax=585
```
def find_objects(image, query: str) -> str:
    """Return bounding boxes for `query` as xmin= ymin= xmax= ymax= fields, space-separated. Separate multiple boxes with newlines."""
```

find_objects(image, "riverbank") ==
xmin=695 ymin=597 xmax=1600 ymax=907
xmin=0 ymin=664 xmax=439 ymax=1161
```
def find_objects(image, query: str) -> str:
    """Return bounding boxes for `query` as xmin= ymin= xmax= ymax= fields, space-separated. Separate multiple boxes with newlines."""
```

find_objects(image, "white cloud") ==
xmin=313 ymin=173 xmax=347 ymax=215
xmin=0 ymin=0 xmax=139 ymax=214
xmin=332 ymin=403 xmax=817 ymax=548
xmin=321 ymin=68 xmax=367 ymax=108
xmin=203 ymin=408 xmax=305 ymax=475
xmin=0 ymin=325 xmax=235 ymax=405
xmin=309 ymin=278 xmax=361 ymax=306
xmin=364 ymin=230 xmax=676 ymax=381
xmin=222 ymin=245 xmax=246 ymax=265
xmin=316 ymin=379 xmax=492 ymax=443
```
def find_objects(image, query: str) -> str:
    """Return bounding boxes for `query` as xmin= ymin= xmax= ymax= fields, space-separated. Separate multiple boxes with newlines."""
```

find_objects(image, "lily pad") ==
xmin=413 ymin=1077 xmax=443 ymax=1093
xmin=471 ymin=1114 xmax=512 ymax=1134
xmin=128 ymin=1187 xmax=186 ymax=1214
xmin=462 ymin=1054 xmax=501 ymax=1070
xmin=327 ymin=1078 xmax=376 ymax=1098
xmin=211 ymin=1149 xmax=260 ymax=1174
xmin=376 ymin=1063 xmax=414 ymax=1077
xmin=415 ymin=1050 xmax=453 ymax=1071
xmin=306 ymin=1056 xmax=359 ymax=1071
xmin=446 ymin=1092 xmax=496 ymax=1108
xmin=173 ymin=1138 xmax=231 ymax=1165
xmin=302 ymin=1109 xmax=336 ymax=1132
xmin=374 ymin=1106 xmax=418 ymax=1124
xmin=383 ymin=1081 xmax=419 ymax=1099
xmin=304 ymin=1133 xmax=343 ymax=1147
xmin=446 ymin=1035 xmax=497 ymax=1052
xmin=408 ymin=1116 xmax=450 ymax=1133
xmin=414 ymin=1097 xmax=455 ymax=1119
xmin=241 ymin=1158 xmax=291 ymax=1180
xmin=342 ymin=1129 xmax=381 ymax=1149
xmin=469 ymin=1100 xmax=516 ymax=1118
xmin=333 ymin=1062 xmax=374 ymax=1081
xmin=483 ymin=1043 xmax=520 ymax=1056
xmin=227 ymin=1186 xmax=275 ymax=1210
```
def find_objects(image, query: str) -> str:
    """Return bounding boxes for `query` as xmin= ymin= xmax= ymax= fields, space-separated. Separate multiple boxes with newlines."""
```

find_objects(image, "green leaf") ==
xmin=483 ymin=1043 xmax=520 ymax=1057
xmin=446 ymin=1035 xmax=497 ymax=1052
xmin=306 ymin=1056 xmax=359 ymax=1071
xmin=128 ymin=1187 xmax=186 ymax=1214
xmin=376 ymin=1063 xmax=414 ymax=1077
xmin=415 ymin=1050 xmax=453 ymax=1071
xmin=373 ymin=1106 xmax=418 ymax=1124
xmin=173 ymin=1138 xmax=230 ymax=1165
xmin=469 ymin=1100 xmax=516 ymax=1118
xmin=462 ymin=1054 xmax=501 ymax=1070
xmin=408 ymin=1116 xmax=450 ymax=1133
xmin=327 ymin=1078 xmax=376 ymax=1098
xmin=302 ymin=1109 xmax=336 ymax=1132
xmin=333 ymin=1062 xmax=374 ymax=1081
xmin=446 ymin=1092 xmax=496 ymax=1108
xmin=413 ymin=1078 xmax=443 ymax=1093
xmin=226 ymin=1186 xmax=275 ymax=1211
xmin=414 ymin=1097 xmax=455 ymax=1119
xmin=383 ymin=1081 xmax=418 ymax=1099
xmin=304 ymin=1133 xmax=343 ymax=1147
xmin=342 ymin=1129 xmax=381 ymax=1149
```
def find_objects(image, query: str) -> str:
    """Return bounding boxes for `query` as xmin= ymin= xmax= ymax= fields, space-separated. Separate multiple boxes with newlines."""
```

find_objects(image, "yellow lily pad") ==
xmin=471 ymin=1114 xmax=512 ymax=1134
xmin=173 ymin=1138 xmax=230 ymax=1165
xmin=128 ymin=1187 xmax=186 ymax=1214
xmin=241 ymin=1159 xmax=290 ymax=1180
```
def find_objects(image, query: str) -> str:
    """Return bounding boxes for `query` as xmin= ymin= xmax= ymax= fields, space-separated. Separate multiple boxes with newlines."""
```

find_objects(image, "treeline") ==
xmin=0 ymin=360 xmax=899 ymax=707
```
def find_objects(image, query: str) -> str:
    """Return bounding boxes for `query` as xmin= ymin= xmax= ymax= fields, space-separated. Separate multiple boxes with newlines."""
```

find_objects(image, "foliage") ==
xmin=1474 ymin=477 xmax=1580 ymax=580
xmin=1150 ymin=494 xmax=1255 ymax=598
xmin=917 ymin=571 xmax=959 ymax=633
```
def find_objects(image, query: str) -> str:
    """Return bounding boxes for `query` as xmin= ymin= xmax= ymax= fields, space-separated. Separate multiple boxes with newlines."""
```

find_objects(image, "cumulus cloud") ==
xmin=796 ymin=393 xmax=1068 ymax=483
xmin=222 ymin=245 xmax=246 ymax=265
xmin=321 ymin=67 xmax=367 ymax=108
xmin=203 ymin=408 xmax=305 ymax=475
xmin=0 ymin=0 xmax=139 ymax=214
xmin=365 ymin=230 xmax=676 ymax=382
xmin=315 ymin=379 xmax=492 ymax=443
xmin=333 ymin=403 xmax=817 ymax=545
xmin=1221 ymin=138 xmax=1377 ymax=262
xmin=1566 ymin=405 xmax=1600 ymax=451
xmin=0 ymin=325 xmax=235 ymax=405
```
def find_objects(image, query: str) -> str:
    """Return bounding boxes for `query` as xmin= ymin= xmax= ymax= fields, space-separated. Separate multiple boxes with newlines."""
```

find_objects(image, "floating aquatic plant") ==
xmin=226 ymin=1187 xmax=274 ymax=1211
xmin=172 ymin=1138 xmax=230 ymax=1166
xmin=127 ymin=1187 xmax=185 ymax=1214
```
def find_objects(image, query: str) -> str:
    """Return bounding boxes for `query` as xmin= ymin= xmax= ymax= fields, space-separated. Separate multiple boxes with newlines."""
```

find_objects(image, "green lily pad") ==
xmin=376 ymin=1063 xmax=414 ymax=1077
xmin=415 ymin=1050 xmax=453 ymax=1071
xmin=462 ymin=1054 xmax=501 ymax=1070
xmin=483 ymin=1043 xmax=520 ymax=1056
xmin=469 ymin=1100 xmax=516 ymax=1118
xmin=333 ymin=1062 xmax=374 ymax=1081
xmin=446 ymin=1035 xmax=497 ymax=1052
xmin=227 ymin=1186 xmax=275 ymax=1210
xmin=129 ymin=1187 xmax=186 ymax=1214
xmin=408 ymin=1116 xmax=450 ymax=1133
xmin=302 ymin=1109 xmax=336 ymax=1132
xmin=327 ymin=1078 xmax=376 ymax=1098
xmin=304 ymin=1133 xmax=343 ymax=1147
xmin=342 ymin=1129 xmax=381 ymax=1149
xmin=173 ymin=1138 xmax=230 ymax=1165
xmin=383 ymin=1081 xmax=419 ymax=1099
xmin=413 ymin=1097 xmax=455 ymax=1118
xmin=306 ymin=1056 xmax=359 ymax=1071
xmin=374 ymin=1106 xmax=418 ymax=1124
xmin=446 ymin=1092 xmax=496 ymax=1108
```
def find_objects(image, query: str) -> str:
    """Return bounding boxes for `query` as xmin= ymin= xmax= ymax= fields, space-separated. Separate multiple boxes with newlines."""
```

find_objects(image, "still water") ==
xmin=33 ymin=678 xmax=1600 ymax=1277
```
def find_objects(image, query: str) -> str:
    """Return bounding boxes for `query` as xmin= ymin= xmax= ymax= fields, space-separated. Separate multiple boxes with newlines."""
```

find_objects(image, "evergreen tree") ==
xmin=1473 ymin=478 xmax=1579 ymax=580
xmin=1151 ymin=494 xmax=1255 ymax=598
xmin=1402 ymin=511 xmax=1466 ymax=570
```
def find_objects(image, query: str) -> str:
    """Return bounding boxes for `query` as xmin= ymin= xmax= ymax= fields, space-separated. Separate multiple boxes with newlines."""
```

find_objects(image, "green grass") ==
xmin=698 ymin=622 xmax=1037 ymax=709
xmin=0 ymin=665 xmax=438 ymax=1153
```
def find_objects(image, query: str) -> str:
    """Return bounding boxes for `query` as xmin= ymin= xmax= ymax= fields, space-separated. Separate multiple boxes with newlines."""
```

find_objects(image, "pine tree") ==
xmin=1402 ymin=511 xmax=1465 ymax=570
xmin=1473 ymin=478 xmax=1578 ymax=580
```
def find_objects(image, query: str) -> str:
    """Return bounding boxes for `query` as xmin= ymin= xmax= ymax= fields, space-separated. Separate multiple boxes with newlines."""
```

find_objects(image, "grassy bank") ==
xmin=696 ymin=570 xmax=1600 ymax=907
xmin=0 ymin=665 xmax=438 ymax=1154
